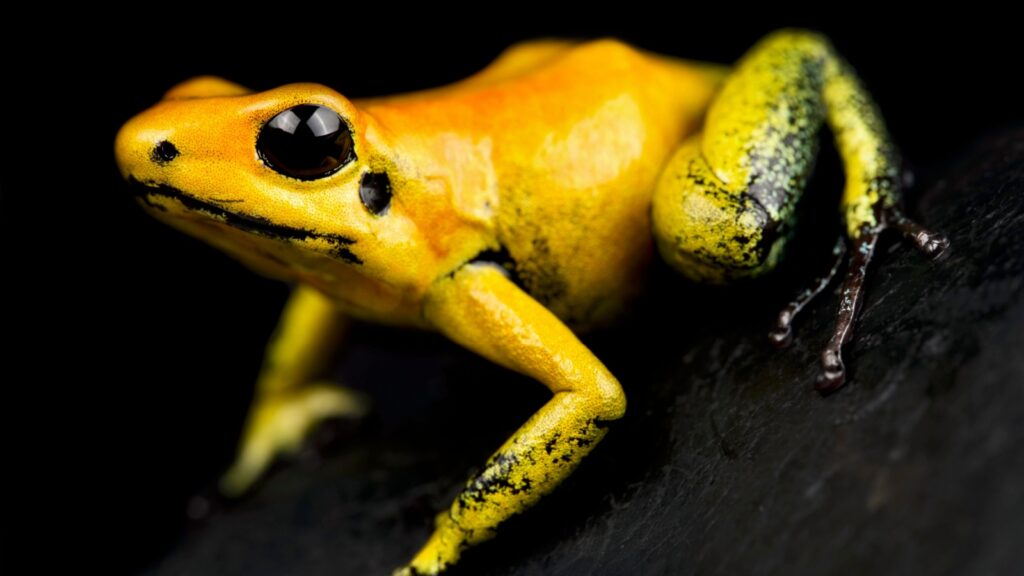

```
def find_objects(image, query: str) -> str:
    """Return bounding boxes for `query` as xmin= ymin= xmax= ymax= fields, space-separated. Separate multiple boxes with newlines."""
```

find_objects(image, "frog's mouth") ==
xmin=127 ymin=178 xmax=362 ymax=264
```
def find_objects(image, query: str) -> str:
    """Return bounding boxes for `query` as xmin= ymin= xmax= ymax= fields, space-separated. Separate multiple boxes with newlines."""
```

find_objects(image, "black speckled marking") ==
xmin=543 ymin=433 xmax=562 ymax=455
xmin=679 ymin=157 xmax=781 ymax=274
xmin=516 ymin=237 xmax=568 ymax=307
xmin=460 ymin=451 xmax=535 ymax=507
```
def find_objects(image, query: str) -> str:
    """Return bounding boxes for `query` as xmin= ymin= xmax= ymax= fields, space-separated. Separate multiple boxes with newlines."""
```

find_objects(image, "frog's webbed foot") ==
xmin=770 ymin=208 xmax=948 ymax=392
xmin=219 ymin=383 xmax=369 ymax=497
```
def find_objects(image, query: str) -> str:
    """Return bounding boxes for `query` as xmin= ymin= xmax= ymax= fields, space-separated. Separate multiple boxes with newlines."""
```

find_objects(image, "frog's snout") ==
xmin=115 ymin=76 xmax=253 ymax=182
xmin=114 ymin=110 xmax=179 ymax=183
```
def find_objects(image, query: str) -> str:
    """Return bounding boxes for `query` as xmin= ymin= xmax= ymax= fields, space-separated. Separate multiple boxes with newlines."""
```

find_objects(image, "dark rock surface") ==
xmin=148 ymin=130 xmax=1024 ymax=576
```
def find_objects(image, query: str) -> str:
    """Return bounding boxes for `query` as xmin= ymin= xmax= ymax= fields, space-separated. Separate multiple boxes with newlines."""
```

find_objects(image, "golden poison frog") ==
xmin=115 ymin=30 xmax=947 ymax=575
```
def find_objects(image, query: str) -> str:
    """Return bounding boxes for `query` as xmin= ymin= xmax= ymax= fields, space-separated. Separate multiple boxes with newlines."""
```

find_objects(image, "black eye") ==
xmin=257 ymin=105 xmax=355 ymax=180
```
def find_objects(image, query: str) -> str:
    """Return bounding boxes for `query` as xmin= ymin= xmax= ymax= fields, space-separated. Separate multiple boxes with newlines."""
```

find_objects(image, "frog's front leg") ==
xmin=397 ymin=263 xmax=626 ymax=575
xmin=652 ymin=29 xmax=947 ymax=391
xmin=219 ymin=285 xmax=369 ymax=497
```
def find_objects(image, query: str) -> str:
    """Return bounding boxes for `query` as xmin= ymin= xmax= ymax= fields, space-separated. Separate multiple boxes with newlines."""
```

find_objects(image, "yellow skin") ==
xmin=115 ymin=30 xmax=944 ymax=575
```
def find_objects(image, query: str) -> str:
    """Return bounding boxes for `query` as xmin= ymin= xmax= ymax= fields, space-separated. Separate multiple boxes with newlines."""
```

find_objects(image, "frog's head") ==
xmin=116 ymin=77 xmax=440 ymax=292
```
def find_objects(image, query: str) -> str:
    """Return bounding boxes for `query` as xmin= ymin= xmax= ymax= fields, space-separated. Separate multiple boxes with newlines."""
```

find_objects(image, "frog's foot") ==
xmin=393 ymin=513 xmax=473 ymax=576
xmin=769 ymin=236 xmax=848 ymax=349
xmin=770 ymin=208 xmax=948 ymax=392
xmin=219 ymin=383 xmax=369 ymax=497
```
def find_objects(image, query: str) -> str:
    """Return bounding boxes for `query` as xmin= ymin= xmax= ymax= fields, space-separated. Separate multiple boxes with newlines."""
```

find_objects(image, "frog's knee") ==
xmin=652 ymin=141 xmax=787 ymax=284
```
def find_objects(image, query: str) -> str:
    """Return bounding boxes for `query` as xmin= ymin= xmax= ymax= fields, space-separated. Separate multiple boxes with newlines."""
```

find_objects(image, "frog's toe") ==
xmin=768 ymin=310 xmax=795 ymax=348
xmin=769 ymin=237 xmax=846 ymax=351
xmin=815 ymin=348 xmax=846 ymax=392
xmin=394 ymin=561 xmax=446 ymax=576
xmin=220 ymin=446 xmax=270 ymax=496
xmin=771 ymin=209 xmax=948 ymax=392
xmin=919 ymin=233 xmax=950 ymax=259
xmin=888 ymin=209 xmax=950 ymax=259
xmin=218 ymin=384 xmax=370 ymax=497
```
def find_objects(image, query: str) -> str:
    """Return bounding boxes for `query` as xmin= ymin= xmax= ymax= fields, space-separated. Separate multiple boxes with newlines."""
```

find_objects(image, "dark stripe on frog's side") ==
xmin=469 ymin=240 xmax=566 ymax=305
xmin=467 ymin=245 xmax=524 ymax=288
xmin=128 ymin=178 xmax=362 ymax=264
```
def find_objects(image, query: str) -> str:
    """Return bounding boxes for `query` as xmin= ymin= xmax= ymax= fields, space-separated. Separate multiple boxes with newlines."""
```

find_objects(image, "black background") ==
xmin=6 ymin=12 xmax=1021 ymax=575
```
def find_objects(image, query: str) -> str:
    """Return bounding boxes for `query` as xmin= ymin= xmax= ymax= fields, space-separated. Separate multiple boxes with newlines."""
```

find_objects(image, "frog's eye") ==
xmin=257 ymin=105 xmax=355 ymax=180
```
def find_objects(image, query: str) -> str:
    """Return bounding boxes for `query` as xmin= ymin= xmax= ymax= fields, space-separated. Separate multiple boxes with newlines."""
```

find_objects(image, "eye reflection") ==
xmin=257 ymin=105 xmax=355 ymax=180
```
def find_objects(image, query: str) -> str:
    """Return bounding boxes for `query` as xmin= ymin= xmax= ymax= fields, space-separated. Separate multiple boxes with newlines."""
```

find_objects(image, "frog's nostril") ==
xmin=151 ymin=140 xmax=180 ymax=165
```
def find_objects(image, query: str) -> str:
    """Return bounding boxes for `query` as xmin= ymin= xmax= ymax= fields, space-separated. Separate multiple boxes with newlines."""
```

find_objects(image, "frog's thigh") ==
xmin=401 ymin=264 xmax=626 ymax=575
xmin=651 ymin=30 xmax=847 ymax=284
xmin=653 ymin=29 xmax=946 ymax=390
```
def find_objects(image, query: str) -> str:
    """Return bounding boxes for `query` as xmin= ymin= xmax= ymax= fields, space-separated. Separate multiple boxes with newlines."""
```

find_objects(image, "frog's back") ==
xmin=363 ymin=39 xmax=724 ymax=327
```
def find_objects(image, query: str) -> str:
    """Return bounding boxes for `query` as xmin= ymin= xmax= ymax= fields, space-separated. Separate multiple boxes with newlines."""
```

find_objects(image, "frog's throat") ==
xmin=126 ymin=177 xmax=361 ymax=264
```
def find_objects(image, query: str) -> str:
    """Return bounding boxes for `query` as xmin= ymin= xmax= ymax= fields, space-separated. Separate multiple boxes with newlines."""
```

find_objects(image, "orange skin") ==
xmin=116 ymin=32 xmax=928 ymax=574
xmin=117 ymin=40 xmax=723 ymax=329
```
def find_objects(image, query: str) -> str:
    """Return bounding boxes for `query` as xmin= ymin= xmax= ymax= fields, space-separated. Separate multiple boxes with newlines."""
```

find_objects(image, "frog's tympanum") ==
xmin=116 ymin=30 xmax=947 ymax=575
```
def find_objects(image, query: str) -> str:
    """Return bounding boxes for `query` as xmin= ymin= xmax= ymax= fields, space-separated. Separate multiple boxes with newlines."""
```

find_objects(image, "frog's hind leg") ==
xmin=652 ymin=29 xmax=947 ymax=391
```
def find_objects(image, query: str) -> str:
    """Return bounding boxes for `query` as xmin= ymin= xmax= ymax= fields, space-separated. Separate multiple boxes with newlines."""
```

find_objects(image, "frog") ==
xmin=114 ymin=29 xmax=947 ymax=575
